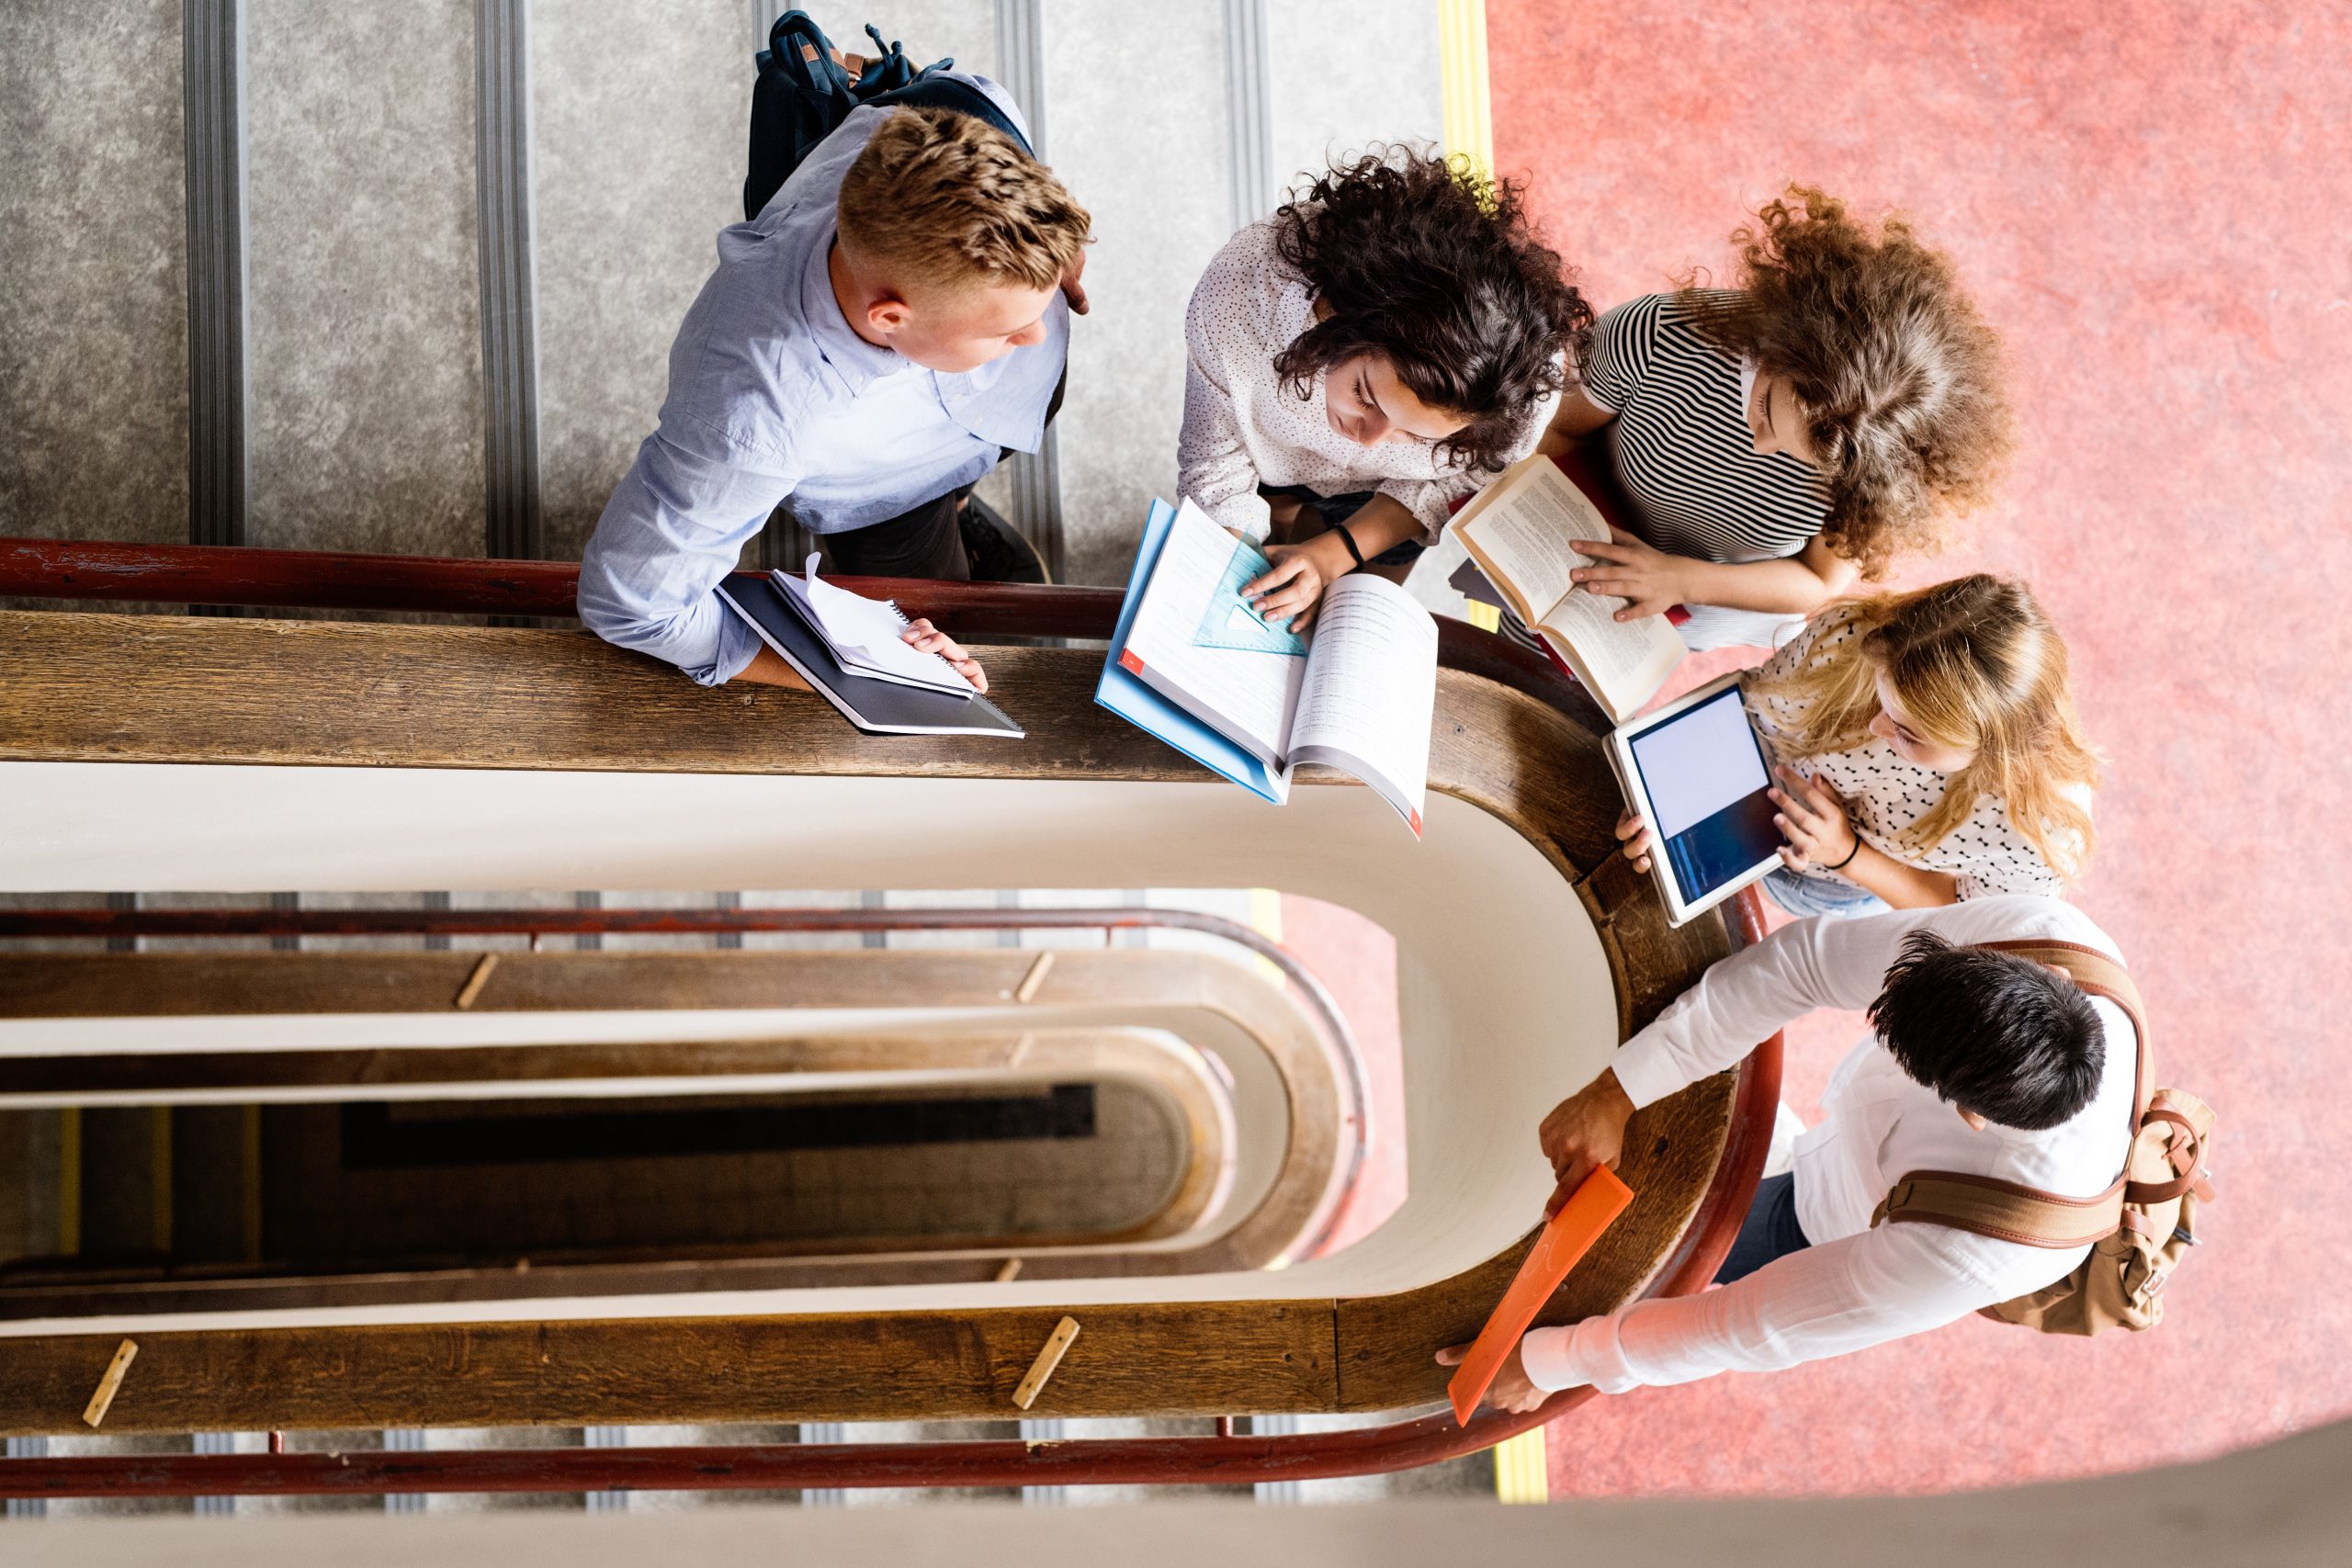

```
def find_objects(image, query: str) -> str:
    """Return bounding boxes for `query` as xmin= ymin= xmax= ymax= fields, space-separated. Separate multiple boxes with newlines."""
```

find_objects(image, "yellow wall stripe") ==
xmin=1493 ymin=1424 xmax=1550 ymax=1504
xmin=1440 ymin=0 xmax=1502 ymax=634
xmin=1247 ymin=886 xmax=1285 ymax=987
xmin=1437 ymin=0 xmax=1495 ymax=182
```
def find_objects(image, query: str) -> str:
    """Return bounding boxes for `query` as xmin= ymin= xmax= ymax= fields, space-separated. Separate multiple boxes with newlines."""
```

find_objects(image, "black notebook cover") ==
xmin=714 ymin=572 xmax=1024 ymax=739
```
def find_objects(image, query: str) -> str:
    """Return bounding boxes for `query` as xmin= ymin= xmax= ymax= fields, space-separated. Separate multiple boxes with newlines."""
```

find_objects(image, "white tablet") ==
xmin=1604 ymin=672 xmax=1782 ymax=927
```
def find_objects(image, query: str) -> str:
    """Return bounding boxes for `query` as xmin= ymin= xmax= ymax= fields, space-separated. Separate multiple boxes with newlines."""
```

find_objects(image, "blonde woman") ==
xmin=1544 ymin=187 xmax=2012 ymax=650
xmin=1617 ymin=576 xmax=2101 ymax=915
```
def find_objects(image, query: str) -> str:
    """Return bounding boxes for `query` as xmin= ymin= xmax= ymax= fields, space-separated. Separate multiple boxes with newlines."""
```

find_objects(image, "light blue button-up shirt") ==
xmin=578 ymin=73 xmax=1068 ymax=685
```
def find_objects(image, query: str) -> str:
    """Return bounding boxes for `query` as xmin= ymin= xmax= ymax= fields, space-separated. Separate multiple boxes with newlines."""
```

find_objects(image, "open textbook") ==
xmin=1451 ymin=452 xmax=1686 ymax=723
xmin=1096 ymin=498 xmax=1437 ymax=839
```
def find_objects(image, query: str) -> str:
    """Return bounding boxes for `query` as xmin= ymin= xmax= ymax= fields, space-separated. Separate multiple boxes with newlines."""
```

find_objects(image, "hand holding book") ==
xmin=1566 ymin=525 xmax=1687 ymax=624
xmin=899 ymin=617 xmax=989 ymax=694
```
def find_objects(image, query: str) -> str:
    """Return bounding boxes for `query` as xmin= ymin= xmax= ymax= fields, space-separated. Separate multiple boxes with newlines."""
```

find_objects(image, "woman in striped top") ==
xmin=1545 ymin=188 xmax=2013 ymax=649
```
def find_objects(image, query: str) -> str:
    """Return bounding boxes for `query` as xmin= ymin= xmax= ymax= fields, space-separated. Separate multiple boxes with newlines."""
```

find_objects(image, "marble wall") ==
xmin=531 ymin=0 xmax=746 ymax=562
xmin=0 ymin=0 xmax=1446 ymax=581
xmin=244 ymin=0 xmax=484 ymax=558
xmin=1042 ymin=0 xmax=1234 ymax=588
xmin=0 ymin=0 xmax=189 ymax=545
xmin=1266 ymin=0 xmax=1447 ymax=193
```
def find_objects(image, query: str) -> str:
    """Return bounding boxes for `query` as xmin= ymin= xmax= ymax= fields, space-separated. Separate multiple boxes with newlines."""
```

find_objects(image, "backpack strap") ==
xmin=1874 ymin=940 xmax=2192 ymax=1247
xmin=1876 ymin=1169 xmax=2126 ymax=1248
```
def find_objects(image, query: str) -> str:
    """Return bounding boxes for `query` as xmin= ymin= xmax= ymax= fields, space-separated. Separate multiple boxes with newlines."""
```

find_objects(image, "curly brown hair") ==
xmin=1679 ymin=186 xmax=2013 ymax=576
xmin=1269 ymin=149 xmax=1593 ymax=474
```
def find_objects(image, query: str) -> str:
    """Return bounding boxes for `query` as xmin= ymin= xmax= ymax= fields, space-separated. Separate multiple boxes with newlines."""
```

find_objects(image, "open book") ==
xmin=1451 ymin=452 xmax=1685 ymax=723
xmin=1097 ymin=498 xmax=1437 ymax=839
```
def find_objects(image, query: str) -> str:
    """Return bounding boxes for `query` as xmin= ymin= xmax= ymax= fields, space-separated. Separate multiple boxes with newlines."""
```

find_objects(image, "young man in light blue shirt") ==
xmin=579 ymin=76 xmax=1091 ymax=694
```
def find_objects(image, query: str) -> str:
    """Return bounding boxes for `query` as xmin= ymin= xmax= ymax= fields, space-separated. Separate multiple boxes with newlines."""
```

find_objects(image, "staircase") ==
xmin=0 ymin=0 xmax=1605 ymax=1517
xmin=0 ymin=886 xmax=1499 ymax=1513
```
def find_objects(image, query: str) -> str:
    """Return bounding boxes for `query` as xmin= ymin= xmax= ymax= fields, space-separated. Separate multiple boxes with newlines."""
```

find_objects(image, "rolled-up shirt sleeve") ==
xmin=1610 ymin=906 xmax=1923 ymax=1111
xmin=1520 ymin=1221 xmax=2027 ymax=1393
xmin=578 ymin=415 xmax=796 ymax=687
xmin=1179 ymin=348 xmax=1273 ymax=543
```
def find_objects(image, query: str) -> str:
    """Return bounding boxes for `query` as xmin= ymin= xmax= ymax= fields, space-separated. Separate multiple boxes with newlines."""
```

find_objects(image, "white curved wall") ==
xmin=0 ymin=761 xmax=1621 ymax=1333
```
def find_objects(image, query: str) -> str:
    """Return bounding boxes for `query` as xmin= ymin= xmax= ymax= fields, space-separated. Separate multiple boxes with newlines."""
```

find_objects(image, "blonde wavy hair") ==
xmin=837 ymin=108 xmax=1092 ymax=293
xmin=1681 ymin=186 xmax=2013 ymax=577
xmin=1748 ymin=575 xmax=2101 ymax=878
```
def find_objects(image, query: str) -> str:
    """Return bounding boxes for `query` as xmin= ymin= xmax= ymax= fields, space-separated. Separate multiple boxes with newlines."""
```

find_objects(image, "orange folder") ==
xmin=1446 ymin=1166 xmax=1634 ymax=1425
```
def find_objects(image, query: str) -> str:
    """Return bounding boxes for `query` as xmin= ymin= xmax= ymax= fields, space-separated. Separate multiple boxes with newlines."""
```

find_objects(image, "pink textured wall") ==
xmin=1489 ymin=0 xmax=2352 ymax=1496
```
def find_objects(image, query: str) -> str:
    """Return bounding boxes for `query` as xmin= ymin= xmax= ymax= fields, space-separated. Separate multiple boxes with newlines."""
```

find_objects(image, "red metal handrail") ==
xmin=0 ymin=536 xmax=1116 ymax=638
xmin=0 ymin=538 xmax=1772 ymax=1494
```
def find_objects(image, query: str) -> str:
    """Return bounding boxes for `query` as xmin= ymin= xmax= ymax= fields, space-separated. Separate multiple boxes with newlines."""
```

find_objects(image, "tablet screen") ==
xmin=1626 ymin=685 xmax=1780 ymax=906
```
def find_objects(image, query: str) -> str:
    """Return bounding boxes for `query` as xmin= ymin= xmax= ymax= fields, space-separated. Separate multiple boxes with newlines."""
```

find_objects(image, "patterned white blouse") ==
xmin=1176 ymin=220 xmax=1555 ymax=544
xmin=1744 ymin=615 xmax=2083 ymax=899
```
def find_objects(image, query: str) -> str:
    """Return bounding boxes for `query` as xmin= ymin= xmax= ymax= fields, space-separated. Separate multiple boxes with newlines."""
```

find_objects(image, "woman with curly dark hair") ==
xmin=1547 ymin=186 xmax=2012 ymax=650
xmin=1179 ymin=148 xmax=1594 ymax=628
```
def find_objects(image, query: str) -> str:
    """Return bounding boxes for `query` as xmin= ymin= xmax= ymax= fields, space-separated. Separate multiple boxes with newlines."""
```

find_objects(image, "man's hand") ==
xmin=1059 ymin=247 xmax=1090 ymax=316
xmin=1538 ymin=1068 xmax=1634 ymax=1215
xmin=902 ymin=617 xmax=989 ymax=694
xmin=1570 ymin=526 xmax=1687 ymax=621
xmin=1614 ymin=807 xmax=1654 ymax=874
xmin=1769 ymin=764 xmax=1858 ymax=873
xmin=1432 ymin=1339 xmax=1548 ymax=1415
xmin=1242 ymin=534 xmax=1347 ymax=632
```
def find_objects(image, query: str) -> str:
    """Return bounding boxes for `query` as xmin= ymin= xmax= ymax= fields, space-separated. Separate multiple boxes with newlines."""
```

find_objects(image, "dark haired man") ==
xmin=1441 ymin=897 xmax=2131 ymax=1410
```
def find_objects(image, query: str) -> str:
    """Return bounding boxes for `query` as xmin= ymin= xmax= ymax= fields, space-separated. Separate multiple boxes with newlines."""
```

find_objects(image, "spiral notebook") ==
xmin=714 ymin=571 xmax=1023 ymax=739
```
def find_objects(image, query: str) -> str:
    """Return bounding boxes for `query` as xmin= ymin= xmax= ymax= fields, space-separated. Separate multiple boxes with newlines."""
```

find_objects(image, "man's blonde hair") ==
xmin=836 ymin=107 xmax=1091 ymax=294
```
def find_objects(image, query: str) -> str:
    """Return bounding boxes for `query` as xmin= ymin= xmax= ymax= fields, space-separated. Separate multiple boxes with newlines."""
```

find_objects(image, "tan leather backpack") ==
xmin=1871 ymin=940 xmax=2215 ymax=1337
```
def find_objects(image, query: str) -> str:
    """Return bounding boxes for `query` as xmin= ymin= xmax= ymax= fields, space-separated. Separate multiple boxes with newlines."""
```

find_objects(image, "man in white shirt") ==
xmin=1442 ymin=896 xmax=2132 ymax=1405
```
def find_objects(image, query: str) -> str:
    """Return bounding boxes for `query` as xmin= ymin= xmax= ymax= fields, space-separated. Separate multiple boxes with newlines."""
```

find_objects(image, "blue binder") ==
xmin=1093 ymin=499 xmax=1290 ymax=805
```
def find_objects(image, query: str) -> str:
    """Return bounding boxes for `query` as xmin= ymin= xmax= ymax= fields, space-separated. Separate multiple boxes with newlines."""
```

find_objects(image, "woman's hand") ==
xmin=901 ymin=617 xmax=988 ymax=694
xmin=1242 ymin=534 xmax=1348 ymax=632
xmin=1537 ymin=1069 xmax=1634 ymax=1216
xmin=1571 ymin=527 xmax=1688 ymax=621
xmin=1769 ymin=764 xmax=1858 ymax=872
xmin=1614 ymin=807 xmax=1654 ymax=874
xmin=1432 ymin=1339 xmax=1548 ymax=1415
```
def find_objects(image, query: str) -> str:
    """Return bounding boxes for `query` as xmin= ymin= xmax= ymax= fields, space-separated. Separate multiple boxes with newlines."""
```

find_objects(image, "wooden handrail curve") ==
xmin=0 ymin=547 xmax=1774 ymax=1472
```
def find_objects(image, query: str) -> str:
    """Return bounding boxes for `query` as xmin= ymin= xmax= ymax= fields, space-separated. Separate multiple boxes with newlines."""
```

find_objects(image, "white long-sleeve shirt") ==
xmin=1520 ymin=896 xmax=2135 ymax=1393
xmin=1175 ymin=221 xmax=1554 ymax=544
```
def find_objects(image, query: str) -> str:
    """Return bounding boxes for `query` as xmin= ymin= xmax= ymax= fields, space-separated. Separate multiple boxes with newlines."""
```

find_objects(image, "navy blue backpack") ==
xmin=743 ymin=9 xmax=1028 ymax=221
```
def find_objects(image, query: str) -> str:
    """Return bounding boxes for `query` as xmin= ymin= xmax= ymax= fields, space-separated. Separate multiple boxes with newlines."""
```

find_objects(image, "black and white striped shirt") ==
xmin=1583 ymin=291 xmax=1832 ymax=649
